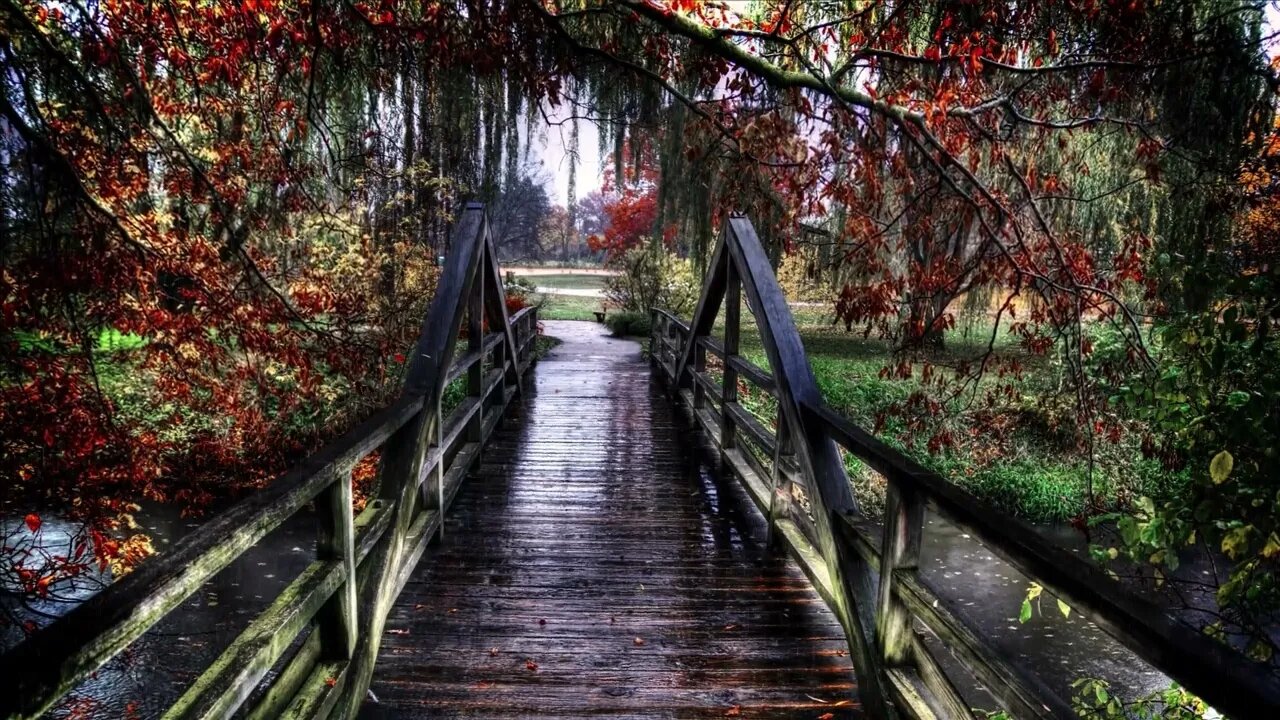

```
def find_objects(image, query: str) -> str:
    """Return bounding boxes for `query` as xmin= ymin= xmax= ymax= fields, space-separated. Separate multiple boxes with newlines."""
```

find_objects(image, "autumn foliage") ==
xmin=586 ymin=188 xmax=660 ymax=261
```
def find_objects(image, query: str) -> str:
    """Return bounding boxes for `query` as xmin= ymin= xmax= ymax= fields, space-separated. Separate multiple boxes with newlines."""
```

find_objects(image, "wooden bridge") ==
xmin=3 ymin=205 xmax=1279 ymax=719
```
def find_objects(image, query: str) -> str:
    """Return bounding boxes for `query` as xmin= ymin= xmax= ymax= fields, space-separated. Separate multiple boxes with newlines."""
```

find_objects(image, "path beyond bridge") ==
xmin=361 ymin=321 xmax=855 ymax=718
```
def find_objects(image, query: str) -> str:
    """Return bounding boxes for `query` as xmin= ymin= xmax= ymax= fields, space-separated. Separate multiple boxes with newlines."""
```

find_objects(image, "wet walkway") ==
xmin=361 ymin=320 xmax=858 ymax=718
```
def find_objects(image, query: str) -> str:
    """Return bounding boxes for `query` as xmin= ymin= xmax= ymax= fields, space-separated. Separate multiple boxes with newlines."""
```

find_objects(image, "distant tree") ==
xmin=587 ymin=188 xmax=661 ymax=263
xmin=489 ymin=174 xmax=553 ymax=261
xmin=535 ymin=206 xmax=574 ymax=262
xmin=575 ymin=190 xmax=613 ymax=239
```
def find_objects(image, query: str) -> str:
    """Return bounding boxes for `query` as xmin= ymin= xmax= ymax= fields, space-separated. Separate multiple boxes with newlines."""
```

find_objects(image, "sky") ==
xmin=527 ymin=97 xmax=604 ymax=207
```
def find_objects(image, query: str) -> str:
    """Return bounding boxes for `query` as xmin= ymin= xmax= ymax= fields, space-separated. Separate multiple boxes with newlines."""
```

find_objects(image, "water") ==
xmin=1 ymin=504 xmax=319 ymax=719
xmin=917 ymin=513 xmax=1170 ymax=708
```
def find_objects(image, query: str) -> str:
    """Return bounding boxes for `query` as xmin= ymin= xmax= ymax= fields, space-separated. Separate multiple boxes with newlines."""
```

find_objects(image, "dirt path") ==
xmin=504 ymin=266 xmax=618 ymax=277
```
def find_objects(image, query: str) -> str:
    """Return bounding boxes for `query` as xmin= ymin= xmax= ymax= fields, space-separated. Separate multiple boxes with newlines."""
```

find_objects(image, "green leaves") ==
xmin=1220 ymin=525 xmax=1252 ymax=560
xmin=1017 ymin=582 xmax=1043 ymax=623
xmin=1209 ymin=450 xmax=1233 ymax=484
xmin=1018 ymin=598 xmax=1033 ymax=624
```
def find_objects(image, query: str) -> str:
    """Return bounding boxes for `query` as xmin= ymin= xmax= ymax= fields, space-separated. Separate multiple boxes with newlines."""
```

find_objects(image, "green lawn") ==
xmin=705 ymin=307 xmax=1178 ymax=522
xmin=517 ymin=273 xmax=609 ymax=291
xmin=534 ymin=293 xmax=601 ymax=321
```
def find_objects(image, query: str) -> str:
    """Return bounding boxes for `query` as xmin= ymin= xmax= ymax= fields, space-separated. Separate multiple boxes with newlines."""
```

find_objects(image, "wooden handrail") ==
xmin=805 ymin=400 xmax=1280 ymax=720
xmin=0 ymin=203 xmax=540 ymax=720
xmin=650 ymin=215 xmax=1280 ymax=720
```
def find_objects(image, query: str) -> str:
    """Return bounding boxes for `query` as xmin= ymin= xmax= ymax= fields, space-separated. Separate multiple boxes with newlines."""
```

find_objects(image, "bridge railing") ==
xmin=650 ymin=215 xmax=1280 ymax=720
xmin=1 ymin=203 xmax=538 ymax=720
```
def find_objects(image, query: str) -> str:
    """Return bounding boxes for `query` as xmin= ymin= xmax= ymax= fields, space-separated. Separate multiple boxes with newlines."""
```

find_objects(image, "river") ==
xmin=1 ymin=505 xmax=318 ymax=718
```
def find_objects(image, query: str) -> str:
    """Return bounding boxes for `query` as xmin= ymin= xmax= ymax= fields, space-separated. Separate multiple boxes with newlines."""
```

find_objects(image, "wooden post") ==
xmin=692 ymin=337 xmax=707 ymax=409
xmin=466 ymin=274 xmax=483 ymax=443
xmin=721 ymin=262 xmax=740 ymax=450
xmin=765 ymin=413 xmax=789 ymax=547
xmin=316 ymin=467 xmax=358 ymax=659
xmin=648 ymin=311 xmax=658 ymax=367
xmin=489 ymin=263 xmax=509 ymax=402
xmin=434 ymin=393 xmax=444 ymax=539
xmin=876 ymin=481 xmax=924 ymax=666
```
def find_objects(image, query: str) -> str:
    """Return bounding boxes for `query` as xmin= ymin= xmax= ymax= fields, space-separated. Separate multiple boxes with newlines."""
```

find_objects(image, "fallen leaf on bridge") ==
xmin=817 ymin=713 xmax=835 ymax=720
xmin=525 ymin=659 xmax=538 ymax=671
xmin=633 ymin=637 xmax=645 ymax=646
xmin=724 ymin=707 xmax=741 ymax=717
xmin=388 ymin=628 xmax=409 ymax=635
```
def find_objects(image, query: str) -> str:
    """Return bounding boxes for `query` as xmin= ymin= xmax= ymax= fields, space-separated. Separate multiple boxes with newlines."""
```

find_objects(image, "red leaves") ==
xmin=505 ymin=293 xmax=528 ymax=314
xmin=525 ymin=659 xmax=538 ymax=671
xmin=24 ymin=513 xmax=41 ymax=533
xmin=589 ymin=189 xmax=660 ymax=263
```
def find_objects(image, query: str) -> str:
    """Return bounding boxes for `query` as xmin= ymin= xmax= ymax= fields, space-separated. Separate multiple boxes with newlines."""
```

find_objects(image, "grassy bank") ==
xmin=534 ymin=293 xmax=600 ymax=320
xmin=718 ymin=307 xmax=1179 ymax=522
xmin=523 ymin=274 xmax=608 ymax=291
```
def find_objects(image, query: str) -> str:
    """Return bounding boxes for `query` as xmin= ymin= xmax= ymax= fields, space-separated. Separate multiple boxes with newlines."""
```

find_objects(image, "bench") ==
xmin=593 ymin=310 xmax=606 ymax=323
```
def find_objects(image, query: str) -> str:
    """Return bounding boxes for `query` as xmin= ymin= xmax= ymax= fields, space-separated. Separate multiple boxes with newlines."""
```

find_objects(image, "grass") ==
xmin=12 ymin=327 xmax=147 ymax=354
xmin=534 ymin=293 xmax=601 ymax=321
xmin=703 ymin=305 xmax=1179 ymax=523
xmin=517 ymin=273 xmax=608 ymax=291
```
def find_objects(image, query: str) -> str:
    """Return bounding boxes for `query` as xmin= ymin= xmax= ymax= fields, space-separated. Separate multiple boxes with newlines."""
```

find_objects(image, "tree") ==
xmin=490 ymin=173 xmax=553 ymax=261
xmin=587 ymin=187 xmax=660 ymax=262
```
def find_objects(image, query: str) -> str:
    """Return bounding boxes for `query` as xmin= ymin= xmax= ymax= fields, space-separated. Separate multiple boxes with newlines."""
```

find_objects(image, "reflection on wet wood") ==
xmin=362 ymin=321 xmax=859 ymax=719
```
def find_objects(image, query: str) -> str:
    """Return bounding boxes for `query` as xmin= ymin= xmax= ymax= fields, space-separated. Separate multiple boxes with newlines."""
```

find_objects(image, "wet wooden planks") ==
xmin=361 ymin=321 xmax=859 ymax=719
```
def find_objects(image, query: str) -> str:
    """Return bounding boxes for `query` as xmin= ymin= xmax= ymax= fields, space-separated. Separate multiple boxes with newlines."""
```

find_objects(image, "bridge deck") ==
xmin=360 ymin=321 xmax=858 ymax=718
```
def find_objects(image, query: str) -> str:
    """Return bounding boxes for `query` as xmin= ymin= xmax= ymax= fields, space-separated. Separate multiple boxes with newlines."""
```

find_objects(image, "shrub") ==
xmin=604 ymin=241 xmax=698 ymax=316
xmin=605 ymin=311 xmax=652 ymax=337
xmin=777 ymin=249 xmax=831 ymax=303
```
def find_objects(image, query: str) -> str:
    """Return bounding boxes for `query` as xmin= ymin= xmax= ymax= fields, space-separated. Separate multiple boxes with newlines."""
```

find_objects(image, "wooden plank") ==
xmin=480 ymin=230 xmax=522 ymax=396
xmin=243 ymin=630 xmax=322 ymax=720
xmin=365 ymin=319 xmax=856 ymax=719
xmin=444 ymin=332 xmax=503 ymax=387
xmin=721 ymin=260 xmax=741 ymax=450
xmin=885 ymin=668 xmax=941 ymax=720
xmin=691 ymin=369 xmax=721 ymax=406
xmin=334 ymin=203 xmax=503 ymax=717
xmin=724 ymin=400 xmax=777 ymax=458
xmin=700 ymin=336 xmax=775 ymax=394
xmin=674 ymin=236 xmax=727 ymax=387
xmin=282 ymin=659 xmax=348 ymax=720
xmin=466 ymin=258 xmax=484 ymax=442
xmin=316 ymin=470 xmax=358 ymax=660
xmin=895 ymin=572 xmax=1068 ymax=719
xmin=163 ymin=560 xmax=345 ymax=720
xmin=876 ymin=484 xmax=922 ymax=667
xmin=876 ymin=483 xmax=973 ymax=719
xmin=722 ymin=216 xmax=893 ymax=719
